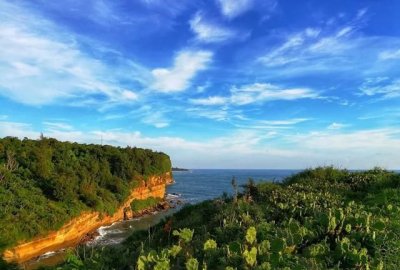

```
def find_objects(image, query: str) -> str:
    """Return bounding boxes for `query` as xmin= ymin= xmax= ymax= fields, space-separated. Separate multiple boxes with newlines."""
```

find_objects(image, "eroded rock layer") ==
xmin=3 ymin=172 xmax=173 ymax=263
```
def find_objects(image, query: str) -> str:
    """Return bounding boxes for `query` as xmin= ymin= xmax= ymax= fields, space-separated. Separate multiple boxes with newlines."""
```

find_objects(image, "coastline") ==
xmin=3 ymin=172 xmax=174 ymax=264
xmin=83 ymin=198 xmax=174 ymax=244
xmin=22 ymin=197 xmax=183 ymax=270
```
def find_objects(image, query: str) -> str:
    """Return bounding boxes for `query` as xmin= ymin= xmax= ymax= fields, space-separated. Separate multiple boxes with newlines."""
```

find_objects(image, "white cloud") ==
xmin=1 ymin=121 xmax=399 ymax=169
xmin=216 ymin=0 xmax=254 ymax=19
xmin=134 ymin=105 xmax=170 ymax=128
xmin=142 ymin=111 xmax=169 ymax=128
xmin=260 ymin=118 xmax=310 ymax=125
xmin=121 ymin=90 xmax=139 ymax=101
xmin=43 ymin=122 xmax=74 ymax=131
xmin=190 ymin=96 xmax=227 ymax=106
xmin=151 ymin=50 xmax=213 ymax=92
xmin=233 ymin=118 xmax=310 ymax=130
xmin=230 ymin=83 xmax=318 ymax=105
xmin=0 ymin=1 xmax=143 ymax=106
xmin=327 ymin=122 xmax=348 ymax=130
xmin=196 ymin=81 xmax=211 ymax=93
xmin=359 ymin=77 xmax=400 ymax=99
xmin=285 ymin=128 xmax=400 ymax=169
xmin=305 ymin=27 xmax=321 ymax=38
xmin=189 ymin=13 xmax=236 ymax=43
xmin=186 ymin=107 xmax=230 ymax=121
xmin=190 ymin=83 xmax=318 ymax=107
xmin=379 ymin=49 xmax=400 ymax=61
xmin=258 ymin=33 xmax=306 ymax=67
xmin=256 ymin=10 xmax=381 ymax=77
xmin=258 ymin=25 xmax=356 ymax=68
xmin=0 ymin=121 xmax=38 ymax=139
xmin=291 ymin=128 xmax=400 ymax=152
xmin=11 ymin=62 xmax=41 ymax=76
xmin=335 ymin=26 xmax=353 ymax=38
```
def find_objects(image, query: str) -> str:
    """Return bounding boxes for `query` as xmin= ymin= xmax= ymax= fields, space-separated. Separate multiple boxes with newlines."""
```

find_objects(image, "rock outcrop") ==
xmin=3 ymin=172 xmax=173 ymax=263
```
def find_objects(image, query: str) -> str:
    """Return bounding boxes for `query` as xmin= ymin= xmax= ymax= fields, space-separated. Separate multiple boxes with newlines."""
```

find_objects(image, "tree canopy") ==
xmin=0 ymin=136 xmax=171 ymax=251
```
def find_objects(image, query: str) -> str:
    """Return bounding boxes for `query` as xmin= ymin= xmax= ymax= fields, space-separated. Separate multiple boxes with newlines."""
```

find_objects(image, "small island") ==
xmin=172 ymin=167 xmax=189 ymax=172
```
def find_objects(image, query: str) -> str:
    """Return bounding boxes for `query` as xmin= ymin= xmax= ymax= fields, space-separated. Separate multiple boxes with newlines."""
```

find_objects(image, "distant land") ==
xmin=172 ymin=167 xmax=189 ymax=171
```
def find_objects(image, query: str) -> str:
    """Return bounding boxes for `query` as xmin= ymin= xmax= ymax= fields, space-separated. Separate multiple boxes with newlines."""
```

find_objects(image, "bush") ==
xmin=56 ymin=167 xmax=400 ymax=270
xmin=131 ymin=197 xmax=161 ymax=212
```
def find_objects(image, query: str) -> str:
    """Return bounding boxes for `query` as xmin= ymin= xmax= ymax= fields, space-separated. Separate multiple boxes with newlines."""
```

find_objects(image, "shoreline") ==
xmin=21 ymin=197 xmax=183 ymax=270
xmin=82 ymin=198 xmax=176 ymax=244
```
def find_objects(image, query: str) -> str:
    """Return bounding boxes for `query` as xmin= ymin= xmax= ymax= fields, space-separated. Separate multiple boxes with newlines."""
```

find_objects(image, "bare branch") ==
xmin=5 ymin=150 xmax=18 ymax=172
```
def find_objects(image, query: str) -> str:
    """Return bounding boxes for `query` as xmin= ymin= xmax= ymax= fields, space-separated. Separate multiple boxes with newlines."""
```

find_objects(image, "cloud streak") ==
xmin=189 ymin=12 xmax=236 ymax=43
xmin=151 ymin=50 xmax=213 ymax=92
xmin=359 ymin=77 xmax=400 ymax=99
xmin=216 ymin=0 xmax=254 ymax=19
xmin=0 ymin=1 xmax=144 ymax=106
xmin=190 ymin=83 xmax=319 ymax=106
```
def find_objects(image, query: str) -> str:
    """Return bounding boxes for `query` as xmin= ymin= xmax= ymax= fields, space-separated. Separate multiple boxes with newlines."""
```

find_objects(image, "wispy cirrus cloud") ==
xmin=254 ymin=9 xmax=400 ymax=80
xmin=43 ymin=122 xmax=74 ymax=131
xmin=189 ymin=96 xmax=227 ymax=106
xmin=216 ymin=0 xmax=254 ymax=19
xmin=189 ymin=83 xmax=319 ymax=107
xmin=189 ymin=12 xmax=236 ymax=43
xmin=379 ymin=49 xmax=400 ymax=61
xmin=257 ymin=24 xmax=355 ymax=68
xmin=0 ymin=1 xmax=143 ymax=106
xmin=233 ymin=117 xmax=310 ymax=131
xmin=260 ymin=118 xmax=310 ymax=125
xmin=186 ymin=107 xmax=230 ymax=121
xmin=138 ymin=105 xmax=170 ymax=128
xmin=230 ymin=83 xmax=318 ymax=105
xmin=151 ymin=50 xmax=213 ymax=92
xmin=101 ymin=105 xmax=171 ymax=128
xmin=359 ymin=77 xmax=400 ymax=99
xmin=327 ymin=122 xmax=348 ymax=130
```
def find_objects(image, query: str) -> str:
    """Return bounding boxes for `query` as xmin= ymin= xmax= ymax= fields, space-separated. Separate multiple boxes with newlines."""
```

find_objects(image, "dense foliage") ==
xmin=131 ymin=197 xmax=162 ymax=213
xmin=0 ymin=136 xmax=171 ymax=251
xmin=52 ymin=167 xmax=400 ymax=270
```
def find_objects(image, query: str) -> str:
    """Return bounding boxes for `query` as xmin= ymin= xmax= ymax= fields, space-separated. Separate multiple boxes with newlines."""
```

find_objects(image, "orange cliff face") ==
xmin=3 ymin=172 xmax=174 ymax=264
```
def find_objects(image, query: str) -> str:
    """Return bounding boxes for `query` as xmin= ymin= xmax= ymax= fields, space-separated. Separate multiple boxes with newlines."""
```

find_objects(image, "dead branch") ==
xmin=5 ymin=150 xmax=18 ymax=172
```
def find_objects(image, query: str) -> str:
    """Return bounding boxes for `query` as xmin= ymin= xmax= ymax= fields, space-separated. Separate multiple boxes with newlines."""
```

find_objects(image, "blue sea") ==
xmin=168 ymin=169 xmax=299 ymax=203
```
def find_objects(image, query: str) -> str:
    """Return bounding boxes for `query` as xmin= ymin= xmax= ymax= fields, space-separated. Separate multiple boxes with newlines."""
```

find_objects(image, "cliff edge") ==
xmin=3 ymin=172 xmax=173 ymax=264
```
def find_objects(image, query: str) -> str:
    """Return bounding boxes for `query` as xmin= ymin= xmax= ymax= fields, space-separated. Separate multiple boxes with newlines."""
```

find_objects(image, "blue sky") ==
xmin=0 ymin=0 xmax=399 ymax=169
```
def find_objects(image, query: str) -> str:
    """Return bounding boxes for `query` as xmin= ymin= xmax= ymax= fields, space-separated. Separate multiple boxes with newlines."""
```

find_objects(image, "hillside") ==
xmin=51 ymin=167 xmax=400 ymax=269
xmin=0 ymin=137 xmax=172 ymax=257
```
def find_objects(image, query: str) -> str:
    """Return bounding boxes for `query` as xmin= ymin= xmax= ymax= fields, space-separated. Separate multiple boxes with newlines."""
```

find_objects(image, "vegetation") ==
xmin=131 ymin=197 xmax=162 ymax=213
xmin=50 ymin=167 xmax=400 ymax=270
xmin=172 ymin=167 xmax=189 ymax=172
xmin=0 ymin=136 xmax=171 ymax=251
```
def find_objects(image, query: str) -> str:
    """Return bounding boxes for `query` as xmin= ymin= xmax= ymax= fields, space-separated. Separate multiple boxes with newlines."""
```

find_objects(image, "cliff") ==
xmin=3 ymin=172 xmax=173 ymax=264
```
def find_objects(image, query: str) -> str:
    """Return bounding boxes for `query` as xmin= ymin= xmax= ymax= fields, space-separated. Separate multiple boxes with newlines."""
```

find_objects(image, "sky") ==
xmin=0 ymin=0 xmax=399 ymax=169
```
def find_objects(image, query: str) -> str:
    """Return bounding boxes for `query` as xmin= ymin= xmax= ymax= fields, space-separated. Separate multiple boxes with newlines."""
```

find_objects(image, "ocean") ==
xmin=168 ymin=169 xmax=299 ymax=203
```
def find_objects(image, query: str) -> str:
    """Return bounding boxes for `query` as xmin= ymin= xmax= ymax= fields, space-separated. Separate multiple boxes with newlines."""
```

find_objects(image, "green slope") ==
xmin=0 ymin=137 xmax=171 ymax=252
xmin=53 ymin=167 xmax=400 ymax=270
